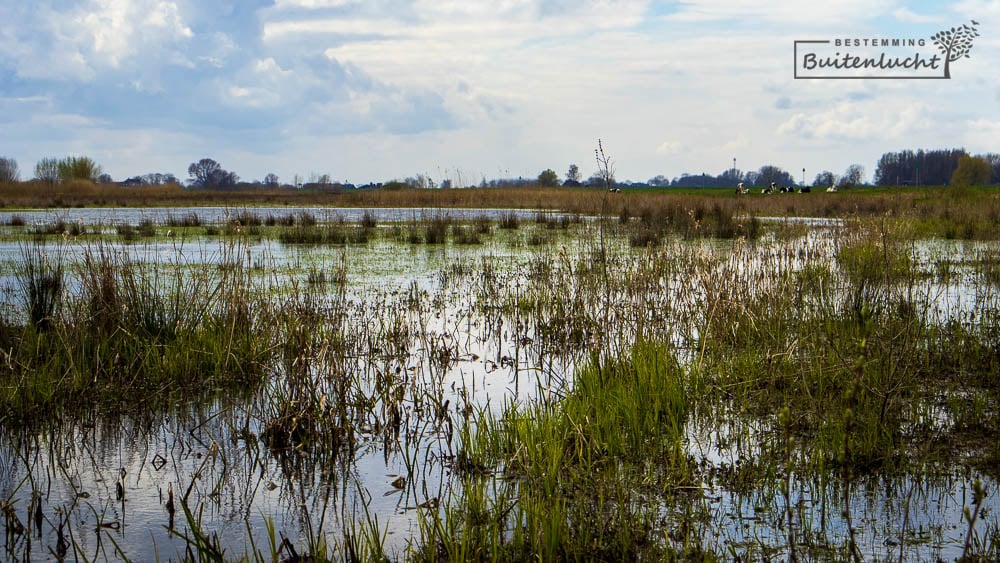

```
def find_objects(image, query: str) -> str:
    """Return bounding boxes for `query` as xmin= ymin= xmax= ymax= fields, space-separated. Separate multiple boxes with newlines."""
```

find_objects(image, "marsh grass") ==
xmin=498 ymin=211 xmax=519 ymax=230
xmin=421 ymin=342 xmax=692 ymax=561
xmin=612 ymin=200 xmax=763 ymax=244
xmin=697 ymin=219 xmax=998 ymax=479
xmin=165 ymin=211 xmax=202 ymax=228
xmin=1 ymin=182 xmax=999 ymax=240
xmin=29 ymin=219 xmax=68 ymax=236
xmin=627 ymin=226 xmax=660 ymax=247
xmin=14 ymin=242 xmax=64 ymax=332
xmin=424 ymin=215 xmax=450 ymax=244
xmin=390 ymin=214 xmax=456 ymax=245
xmin=0 ymin=237 xmax=278 ymax=422
xmin=417 ymin=213 xmax=1000 ymax=560
xmin=261 ymin=210 xmax=318 ymax=227
xmin=229 ymin=209 xmax=264 ymax=227
xmin=976 ymin=249 xmax=1000 ymax=286
xmin=533 ymin=211 xmax=561 ymax=230
xmin=278 ymin=224 xmax=370 ymax=245
xmin=115 ymin=219 xmax=157 ymax=240
xmin=451 ymin=225 xmax=482 ymax=245
xmin=360 ymin=210 xmax=377 ymax=229
xmin=525 ymin=230 xmax=550 ymax=246
xmin=0 ymin=210 xmax=997 ymax=560
xmin=472 ymin=214 xmax=492 ymax=234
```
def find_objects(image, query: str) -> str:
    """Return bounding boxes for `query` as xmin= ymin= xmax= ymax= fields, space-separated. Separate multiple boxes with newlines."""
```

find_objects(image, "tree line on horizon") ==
xmin=630 ymin=149 xmax=998 ymax=189
xmin=1 ymin=149 xmax=998 ymax=191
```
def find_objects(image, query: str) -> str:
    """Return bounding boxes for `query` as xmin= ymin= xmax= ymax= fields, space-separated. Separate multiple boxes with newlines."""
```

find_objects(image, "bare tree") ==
xmin=188 ymin=158 xmax=238 ymax=189
xmin=981 ymin=153 xmax=1000 ymax=184
xmin=188 ymin=158 xmax=223 ymax=188
xmin=123 ymin=173 xmax=178 ymax=186
xmin=648 ymin=174 xmax=669 ymax=187
xmin=34 ymin=158 xmax=60 ymax=184
xmin=932 ymin=20 xmax=979 ymax=79
xmin=586 ymin=172 xmax=606 ymax=187
xmin=264 ymin=173 xmax=280 ymax=188
xmin=566 ymin=164 xmax=580 ymax=182
xmin=405 ymin=174 xmax=435 ymax=189
xmin=148 ymin=172 xmax=179 ymax=185
xmin=757 ymin=165 xmax=793 ymax=188
xmin=813 ymin=171 xmax=836 ymax=187
xmin=0 ymin=157 xmax=19 ymax=183
xmin=209 ymin=169 xmax=239 ymax=190
xmin=839 ymin=164 xmax=865 ymax=188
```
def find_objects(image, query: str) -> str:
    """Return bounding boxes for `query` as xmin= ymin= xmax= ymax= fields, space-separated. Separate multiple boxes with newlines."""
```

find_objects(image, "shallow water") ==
xmin=0 ymin=212 xmax=997 ymax=560
xmin=0 ymin=224 xmax=576 ymax=559
xmin=0 ymin=206 xmax=563 ymax=228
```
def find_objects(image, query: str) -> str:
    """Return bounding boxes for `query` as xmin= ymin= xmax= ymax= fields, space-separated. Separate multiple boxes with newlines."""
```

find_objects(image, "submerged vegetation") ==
xmin=0 ymin=200 xmax=998 ymax=560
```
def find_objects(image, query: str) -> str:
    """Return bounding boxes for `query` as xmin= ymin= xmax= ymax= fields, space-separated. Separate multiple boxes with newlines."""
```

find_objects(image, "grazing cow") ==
xmin=826 ymin=185 xmax=838 ymax=193
xmin=798 ymin=187 xmax=811 ymax=193
xmin=780 ymin=186 xmax=793 ymax=193
xmin=736 ymin=182 xmax=749 ymax=195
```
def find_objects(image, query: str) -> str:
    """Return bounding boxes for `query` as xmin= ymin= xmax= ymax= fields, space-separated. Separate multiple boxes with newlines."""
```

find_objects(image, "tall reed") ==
xmin=14 ymin=242 xmax=64 ymax=332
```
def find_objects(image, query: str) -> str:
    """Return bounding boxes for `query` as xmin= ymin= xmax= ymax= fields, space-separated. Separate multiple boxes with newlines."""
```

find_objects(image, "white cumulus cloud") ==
xmin=0 ymin=0 xmax=193 ymax=81
xmin=656 ymin=141 xmax=686 ymax=155
xmin=777 ymin=101 xmax=933 ymax=141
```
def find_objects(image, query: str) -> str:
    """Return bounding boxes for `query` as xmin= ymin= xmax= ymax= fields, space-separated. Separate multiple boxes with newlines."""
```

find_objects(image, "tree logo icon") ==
xmin=931 ymin=20 xmax=980 ymax=79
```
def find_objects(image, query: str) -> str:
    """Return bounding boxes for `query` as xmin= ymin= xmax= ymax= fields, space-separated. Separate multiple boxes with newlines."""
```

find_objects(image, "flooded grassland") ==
xmin=0 ymin=207 xmax=997 ymax=561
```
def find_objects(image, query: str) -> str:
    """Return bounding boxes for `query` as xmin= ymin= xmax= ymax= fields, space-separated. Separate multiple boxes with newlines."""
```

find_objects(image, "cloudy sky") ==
xmin=1 ymin=0 xmax=998 ymax=186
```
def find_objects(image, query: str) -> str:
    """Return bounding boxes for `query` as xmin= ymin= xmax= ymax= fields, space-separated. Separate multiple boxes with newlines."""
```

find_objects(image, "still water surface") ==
xmin=0 ymin=208 xmax=995 ymax=560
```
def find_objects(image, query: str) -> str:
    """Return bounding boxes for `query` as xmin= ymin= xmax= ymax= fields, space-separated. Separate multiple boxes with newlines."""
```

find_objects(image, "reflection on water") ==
xmin=0 ymin=206 xmax=566 ymax=228
xmin=0 ymin=211 xmax=997 ymax=560
xmin=0 ymin=227 xmax=575 ymax=559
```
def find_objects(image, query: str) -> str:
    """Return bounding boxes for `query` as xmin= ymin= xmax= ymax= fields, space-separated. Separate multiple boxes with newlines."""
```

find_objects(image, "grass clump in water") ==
xmin=498 ymin=211 xmax=520 ymax=230
xmin=424 ymin=215 xmax=450 ymax=244
xmin=419 ymin=341 xmax=696 ymax=561
xmin=14 ymin=243 xmax=64 ymax=332
xmin=0 ymin=239 xmax=278 ymax=422
xmin=278 ymin=224 xmax=369 ymax=245
xmin=451 ymin=225 xmax=482 ymax=245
